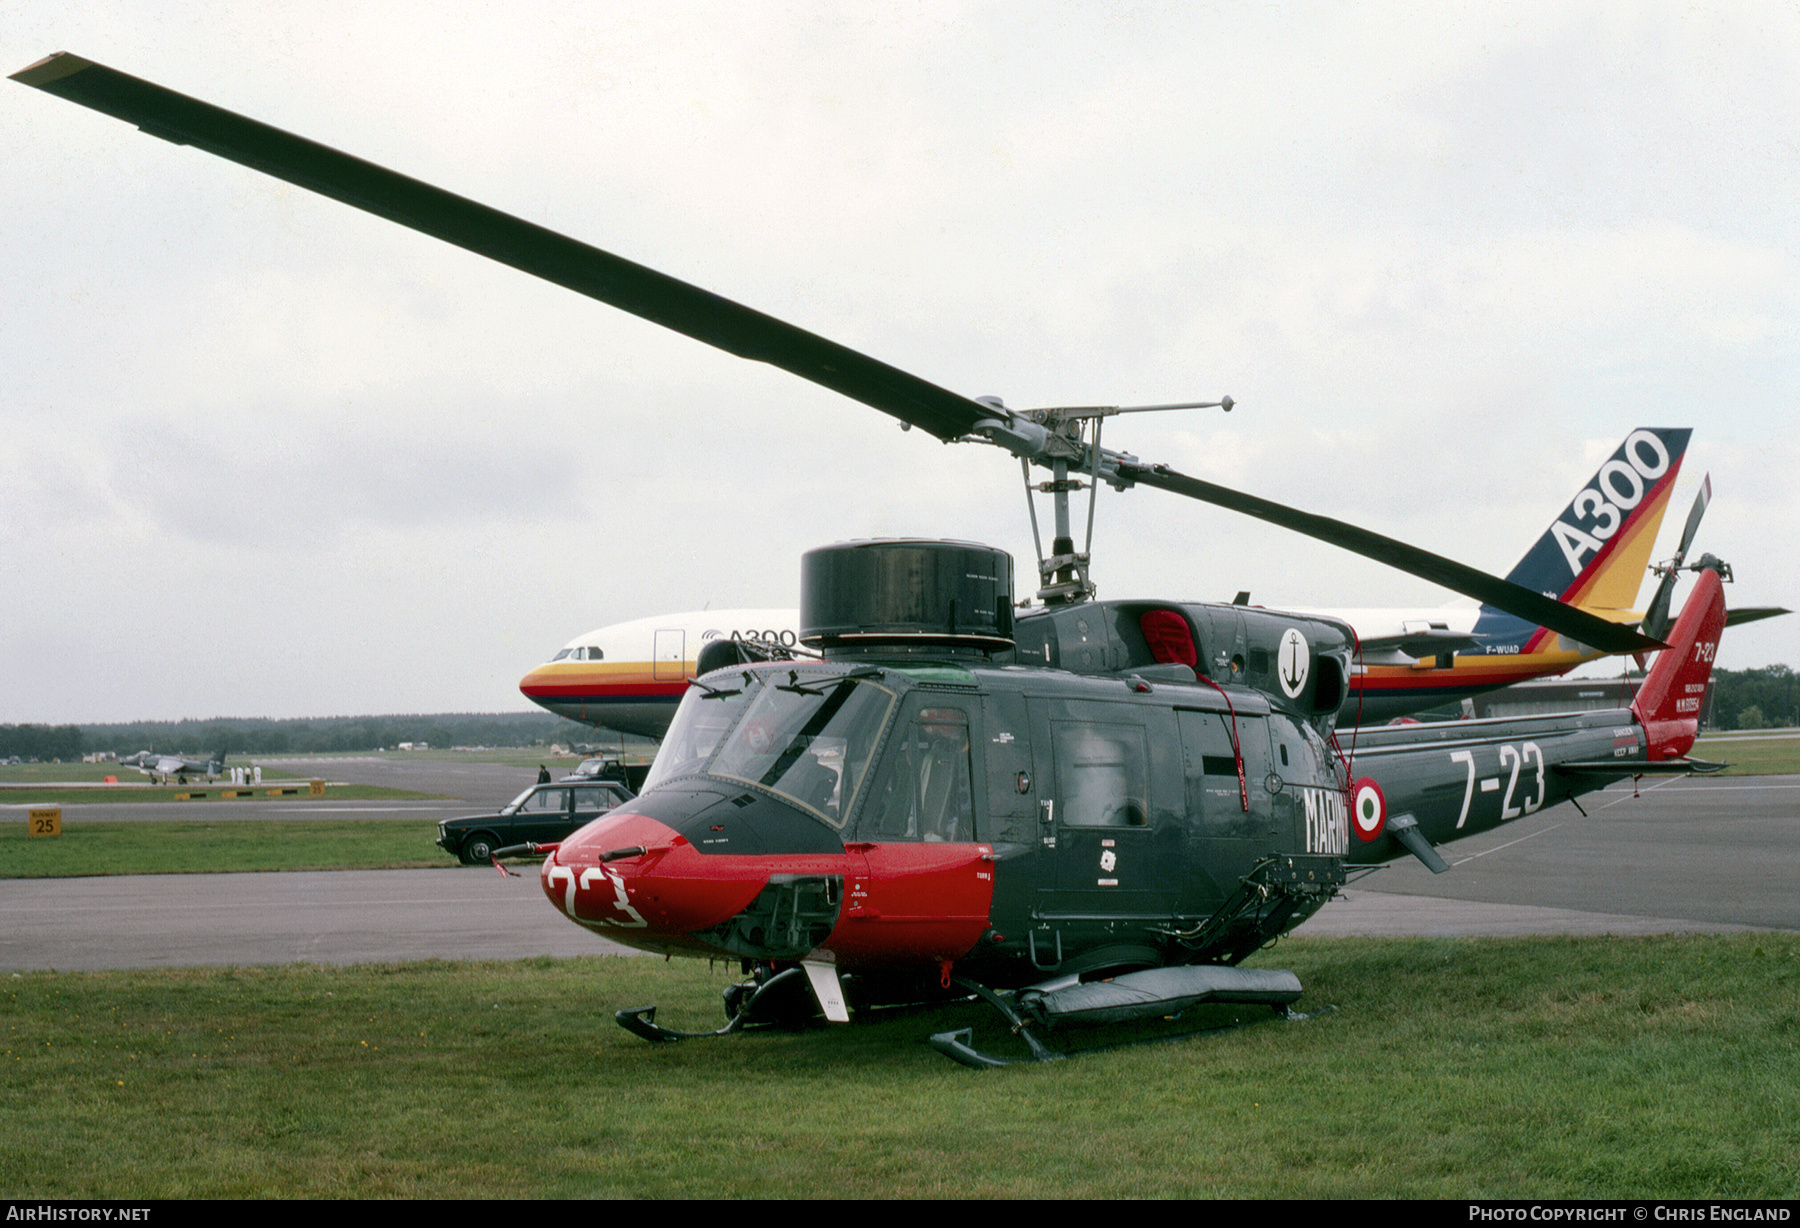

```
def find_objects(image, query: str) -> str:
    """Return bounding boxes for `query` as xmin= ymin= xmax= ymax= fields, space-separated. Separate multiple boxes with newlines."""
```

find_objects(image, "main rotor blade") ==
xmin=11 ymin=53 xmax=995 ymax=443
xmin=15 ymin=51 xmax=1674 ymax=655
xmin=1118 ymin=461 xmax=1664 ymax=654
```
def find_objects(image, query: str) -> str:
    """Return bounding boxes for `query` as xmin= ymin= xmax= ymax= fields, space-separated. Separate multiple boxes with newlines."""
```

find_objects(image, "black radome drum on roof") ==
xmin=799 ymin=540 xmax=1014 ymax=657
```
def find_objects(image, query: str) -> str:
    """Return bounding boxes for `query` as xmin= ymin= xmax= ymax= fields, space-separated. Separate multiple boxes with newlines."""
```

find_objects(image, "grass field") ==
xmin=0 ymin=748 xmax=647 ymax=787
xmin=1 ymin=784 xmax=440 ymax=808
xmin=3 ymin=934 xmax=1794 ymax=1199
xmin=2 ymin=819 xmax=448 ymax=877
xmin=0 ymin=762 xmax=347 ymax=787
xmin=1693 ymin=733 xmax=1800 ymax=776
xmin=4 ymin=748 xmax=1794 ymax=1197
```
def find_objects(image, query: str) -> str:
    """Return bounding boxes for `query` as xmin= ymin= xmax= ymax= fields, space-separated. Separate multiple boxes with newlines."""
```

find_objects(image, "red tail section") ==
xmin=1631 ymin=567 xmax=1728 ymax=761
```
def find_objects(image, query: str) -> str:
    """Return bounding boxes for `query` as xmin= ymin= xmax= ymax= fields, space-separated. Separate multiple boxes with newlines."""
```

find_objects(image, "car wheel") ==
xmin=461 ymin=831 xmax=500 ymax=864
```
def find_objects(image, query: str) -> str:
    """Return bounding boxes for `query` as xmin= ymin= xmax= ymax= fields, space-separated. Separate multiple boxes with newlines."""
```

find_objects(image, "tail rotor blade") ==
xmin=1643 ymin=474 xmax=1712 ymax=642
xmin=1675 ymin=473 xmax=1712 ymax=562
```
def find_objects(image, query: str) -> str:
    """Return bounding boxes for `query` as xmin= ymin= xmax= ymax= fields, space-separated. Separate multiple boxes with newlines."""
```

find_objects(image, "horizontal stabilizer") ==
xmin=1356 ymin=628 xmax=1485 ymax=659
xmin=1552 ymin=758 xmax=1724 ymax=779
xmin=1726 ymin=606 xmax=1792 ymax=629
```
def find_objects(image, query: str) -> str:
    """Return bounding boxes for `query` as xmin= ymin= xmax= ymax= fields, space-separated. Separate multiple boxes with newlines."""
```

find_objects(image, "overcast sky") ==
xmin=4 ymin=2 xmax=1795 ymax=725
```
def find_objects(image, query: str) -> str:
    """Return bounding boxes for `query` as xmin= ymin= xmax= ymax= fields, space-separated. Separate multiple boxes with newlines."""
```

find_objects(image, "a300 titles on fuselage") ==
xmin=541 ymin=660 xmax=1354 ymax=986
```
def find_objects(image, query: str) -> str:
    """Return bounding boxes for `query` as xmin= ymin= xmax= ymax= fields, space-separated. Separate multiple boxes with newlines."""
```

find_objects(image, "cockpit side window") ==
xmin=857 ymin=703 xmax=975 ymax=843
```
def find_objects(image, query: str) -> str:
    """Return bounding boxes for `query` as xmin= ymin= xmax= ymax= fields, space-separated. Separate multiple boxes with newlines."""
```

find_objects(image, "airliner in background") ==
xmin=521 ymin=428 xmax=1692 ymax=737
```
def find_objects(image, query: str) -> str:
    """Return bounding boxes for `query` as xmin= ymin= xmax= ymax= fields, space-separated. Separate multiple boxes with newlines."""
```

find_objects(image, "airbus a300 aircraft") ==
xmin=518 ymin=427 xmax=1690 ymax=736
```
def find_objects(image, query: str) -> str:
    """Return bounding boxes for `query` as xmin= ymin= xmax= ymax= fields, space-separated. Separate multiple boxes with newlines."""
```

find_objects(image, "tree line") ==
xmin=1708 ymin=664 xmax=1798 ymax=731
xmin=0 ymin=724 xmax=85 ymax=762
xmin=5 ymin=668 xmax=1793 ymax=762
xmin=3 ymin=712 xmax=631 ymax=760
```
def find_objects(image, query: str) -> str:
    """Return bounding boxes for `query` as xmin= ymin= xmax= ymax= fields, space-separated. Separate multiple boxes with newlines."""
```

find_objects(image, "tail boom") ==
xmin=1630 ymin=566 xmax=1727 ymax=761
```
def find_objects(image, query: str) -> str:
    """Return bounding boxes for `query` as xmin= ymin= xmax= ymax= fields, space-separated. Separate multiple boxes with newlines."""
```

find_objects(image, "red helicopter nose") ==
xmin=542 ymin=812 xmax=773 ymax=956
xmin=542 ymin=806 xmax=999 ymax=969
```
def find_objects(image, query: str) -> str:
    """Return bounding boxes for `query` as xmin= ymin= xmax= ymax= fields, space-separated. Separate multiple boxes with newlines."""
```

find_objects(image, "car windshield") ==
xmin=501 ymin=787 xmax=570 ymax=815
xmin=501 ymin=786 xmax=557 ymax=814
xmin=705 ymin=671 xmax=898 ymax=829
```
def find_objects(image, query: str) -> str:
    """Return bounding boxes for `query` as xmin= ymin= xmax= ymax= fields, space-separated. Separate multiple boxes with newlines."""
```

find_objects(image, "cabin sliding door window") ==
xmin=1051 ymin=721 xmax=1149 ymax=827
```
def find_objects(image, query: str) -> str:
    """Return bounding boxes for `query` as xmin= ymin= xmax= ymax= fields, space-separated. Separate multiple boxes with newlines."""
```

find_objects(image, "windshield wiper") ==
xmin=776 ymin=667 xmax=884 ymax=696
xmin=691 ymin=669 xmax=764 ymax=700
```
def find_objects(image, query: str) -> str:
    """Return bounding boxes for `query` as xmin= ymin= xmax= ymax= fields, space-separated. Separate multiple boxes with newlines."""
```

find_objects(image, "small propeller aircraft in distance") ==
xmin=18 ymin=54 xmax=1741 ymax=1063
xmin=516 ymin=427 xmax=1693 ymax=736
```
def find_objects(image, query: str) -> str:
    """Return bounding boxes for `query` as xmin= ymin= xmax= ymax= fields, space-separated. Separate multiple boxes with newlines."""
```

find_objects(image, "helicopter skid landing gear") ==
xmin=929 ymin=966 xmax=1326 ymax=1068
xmin=930 ymin=978 xmax=1064 ymax=1066
xmin=615 ymin=965 xmax=813 ymax=1043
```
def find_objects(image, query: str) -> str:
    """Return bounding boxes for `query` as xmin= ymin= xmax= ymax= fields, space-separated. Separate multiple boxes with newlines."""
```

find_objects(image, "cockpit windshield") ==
xmin=642 ymin=677 xmax=761 ymax=789
xmin=645 ymin=668 xmax=898 ymax=829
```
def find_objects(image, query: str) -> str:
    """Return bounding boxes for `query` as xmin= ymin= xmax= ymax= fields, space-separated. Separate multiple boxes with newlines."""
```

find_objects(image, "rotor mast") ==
xmin=972 ymin=397 xmax=1235 ymax=605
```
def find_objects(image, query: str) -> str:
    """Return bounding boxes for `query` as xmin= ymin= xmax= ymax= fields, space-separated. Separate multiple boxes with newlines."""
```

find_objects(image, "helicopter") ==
xmin=14 ymin=54 xmax=1735 ymax=1063
xmin=549 ymin=538 xmax=1724 ymax=1064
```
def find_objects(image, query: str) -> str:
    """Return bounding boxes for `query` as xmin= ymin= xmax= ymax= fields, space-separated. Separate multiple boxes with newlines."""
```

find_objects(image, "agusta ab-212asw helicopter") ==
xmin=16 ymin=54 xmax=1737 ymax=1064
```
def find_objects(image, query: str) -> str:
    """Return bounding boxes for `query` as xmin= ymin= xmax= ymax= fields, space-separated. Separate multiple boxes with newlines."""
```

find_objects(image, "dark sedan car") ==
xmin=437 ymin=781 xmax=633 ymax=864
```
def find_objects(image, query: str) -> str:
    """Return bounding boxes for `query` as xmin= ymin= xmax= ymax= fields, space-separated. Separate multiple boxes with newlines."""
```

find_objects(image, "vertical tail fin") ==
xmin=1474 ymin=427 xmax=1691 ymax=654
xmin=1631 ymin=563 xmax=1728 ymax=761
